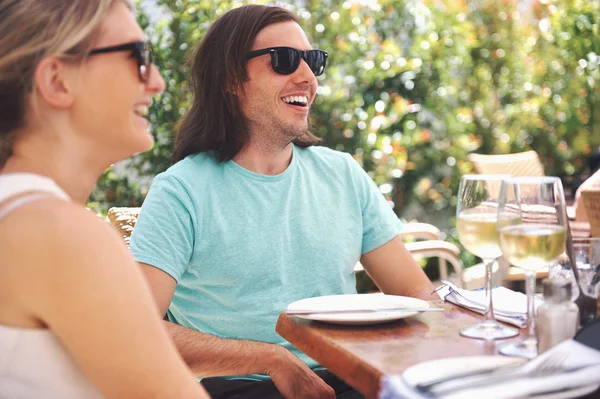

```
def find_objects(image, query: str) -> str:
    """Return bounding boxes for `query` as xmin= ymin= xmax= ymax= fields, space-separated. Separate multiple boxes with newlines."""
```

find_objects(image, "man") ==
xmin=130 ymin=4 xmax=437 ymax=398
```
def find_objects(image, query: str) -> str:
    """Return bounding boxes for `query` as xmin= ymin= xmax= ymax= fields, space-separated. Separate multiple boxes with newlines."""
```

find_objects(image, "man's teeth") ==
xmin=282 ymin=96 xmax=308 ymax=105
xmin=133 ymin=105 xmax=149 ymax=117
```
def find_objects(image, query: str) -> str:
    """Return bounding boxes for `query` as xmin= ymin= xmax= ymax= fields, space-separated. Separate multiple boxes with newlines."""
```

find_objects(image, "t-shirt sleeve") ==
xmin=347 ymin=155 xmax=403 ymax=254
xmin=129 ymin=173 xmax=197 ymax=282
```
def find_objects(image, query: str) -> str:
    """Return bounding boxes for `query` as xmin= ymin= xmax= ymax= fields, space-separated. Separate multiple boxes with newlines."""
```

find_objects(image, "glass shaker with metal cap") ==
xmin=536 ymin=279 xmax=580 ymax=354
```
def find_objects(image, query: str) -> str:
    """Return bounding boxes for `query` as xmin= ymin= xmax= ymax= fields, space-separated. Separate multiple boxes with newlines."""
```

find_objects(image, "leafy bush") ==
xmin=90 ymin=0 xmax=599 ymax=270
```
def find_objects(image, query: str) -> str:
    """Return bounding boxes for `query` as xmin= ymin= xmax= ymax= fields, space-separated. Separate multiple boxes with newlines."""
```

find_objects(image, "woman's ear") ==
xmin=33 ymin=57 xmax=75 ymax=109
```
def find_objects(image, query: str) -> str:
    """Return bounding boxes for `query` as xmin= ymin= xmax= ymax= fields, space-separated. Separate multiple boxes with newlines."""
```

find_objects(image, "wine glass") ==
xmin=455 ymin=175 xmax=520 ymax=339
xmin=550 ymin=238 xmax=600 ymax=326
xmin=497 ymin=176 xmax=568 ymax=358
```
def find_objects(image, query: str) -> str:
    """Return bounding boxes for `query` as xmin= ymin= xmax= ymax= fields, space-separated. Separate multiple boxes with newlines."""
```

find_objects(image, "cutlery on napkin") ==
xmin=436 ymin=280 xmax=542 ymax=328
xmin=380 ymin=339 xmax=600 ymax=399
xmin=285 ymin=307 xmax=443 ymax=315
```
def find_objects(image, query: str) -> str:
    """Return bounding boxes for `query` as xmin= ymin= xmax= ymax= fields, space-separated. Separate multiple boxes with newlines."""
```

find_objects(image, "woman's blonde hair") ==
xmin=0 ymin=0 xmax=133 ymax=166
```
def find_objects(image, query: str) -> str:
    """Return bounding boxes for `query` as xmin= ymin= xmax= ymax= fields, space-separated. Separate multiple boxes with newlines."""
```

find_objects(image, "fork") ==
xmin=415 ymin=351 xmax=566 ymax=394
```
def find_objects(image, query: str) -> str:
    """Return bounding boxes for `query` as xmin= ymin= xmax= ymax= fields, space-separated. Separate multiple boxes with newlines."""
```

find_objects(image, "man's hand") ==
xmin=268 ymin=347 xmax=336 ymax=399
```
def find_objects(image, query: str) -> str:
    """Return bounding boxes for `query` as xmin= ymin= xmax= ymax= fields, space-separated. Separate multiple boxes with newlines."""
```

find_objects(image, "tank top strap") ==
xmin=0 ymin=173 xmax=70 ymax=222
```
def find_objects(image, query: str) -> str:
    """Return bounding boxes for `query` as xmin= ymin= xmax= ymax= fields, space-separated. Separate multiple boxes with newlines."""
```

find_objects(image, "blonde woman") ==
xmin=0 ymin=1 xmax=210 ymax=398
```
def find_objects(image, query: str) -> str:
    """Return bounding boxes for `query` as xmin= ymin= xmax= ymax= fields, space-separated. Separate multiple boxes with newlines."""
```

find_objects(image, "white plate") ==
xmin=286 ymin=294 xmax=429 ymax=325
xmin=402 ymin=356 xmax=600 ymax=399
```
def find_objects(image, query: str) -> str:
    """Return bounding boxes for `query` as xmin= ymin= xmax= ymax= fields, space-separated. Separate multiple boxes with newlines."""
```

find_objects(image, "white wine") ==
xmin=456 ymin=213 xmax=519 ymax=259
xmin=498 ymin=224 xmax=566 ymax=271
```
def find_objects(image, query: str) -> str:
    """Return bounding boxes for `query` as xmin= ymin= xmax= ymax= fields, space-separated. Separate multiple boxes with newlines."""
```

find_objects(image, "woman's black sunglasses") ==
xmin=86 ymin=41 xmax=153 ymax=83
xmin=246 ymin=47 xmax=328 ymax=76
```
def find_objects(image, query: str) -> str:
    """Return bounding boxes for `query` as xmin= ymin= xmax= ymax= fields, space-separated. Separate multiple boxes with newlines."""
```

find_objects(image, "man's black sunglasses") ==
xmin=86 ymin=41 xmax=153 ymax=83
xmin=246 ymin=47 xmax=328 ymax=76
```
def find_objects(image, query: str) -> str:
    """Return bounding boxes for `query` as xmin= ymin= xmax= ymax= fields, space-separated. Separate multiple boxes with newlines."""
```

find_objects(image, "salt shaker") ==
xmin=536 ymin=279 xmax=579 ymax=354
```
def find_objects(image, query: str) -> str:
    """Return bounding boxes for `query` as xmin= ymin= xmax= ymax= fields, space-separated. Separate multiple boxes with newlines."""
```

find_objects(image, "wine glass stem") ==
xmin=482 ymin=257 xmax=497 ymax=322
xmin=525 ymin=270 xmax=536 ymax=339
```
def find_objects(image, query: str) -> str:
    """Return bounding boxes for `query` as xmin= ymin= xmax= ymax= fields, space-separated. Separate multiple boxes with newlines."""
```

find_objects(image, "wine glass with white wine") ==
xmin=497 ymin=176 xmax=567 ymax=358
xmin=455 ymin=175 xmax=520 ymax=339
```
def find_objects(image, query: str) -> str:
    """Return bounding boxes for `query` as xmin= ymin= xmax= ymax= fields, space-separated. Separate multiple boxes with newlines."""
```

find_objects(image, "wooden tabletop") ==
xmin=276 ymin=300 xmax=528 ymax=399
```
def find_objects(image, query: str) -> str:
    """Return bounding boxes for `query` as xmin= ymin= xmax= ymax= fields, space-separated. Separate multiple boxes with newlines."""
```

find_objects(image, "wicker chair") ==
xmin=466 ymin=151 xmax=548 ymax=287
xmin=467 ymin=151 xmax=545 ymax=177
xmin=107 ymin=207 xmax=140 ymax=247
xmin=468 ymin=150 xmax=586 ymax=226
xmin=581 ymin=190 xmax=600 ymax=238
xmin=573 ymin=169 xmax=600 ymax=222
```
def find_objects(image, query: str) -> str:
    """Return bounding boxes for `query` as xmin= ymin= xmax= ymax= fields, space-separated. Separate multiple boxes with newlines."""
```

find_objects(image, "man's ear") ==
xmin=33 ymin=57 xmax=75 ymax=109
xmin=225 ymin=75 xmax=245 ymax=97
xmin=226 ymin=84 xmax=240 ymax=97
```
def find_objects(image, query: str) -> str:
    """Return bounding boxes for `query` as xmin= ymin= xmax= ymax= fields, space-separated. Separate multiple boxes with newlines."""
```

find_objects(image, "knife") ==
xmin=285 ymin=307 xmax=444 ymax=315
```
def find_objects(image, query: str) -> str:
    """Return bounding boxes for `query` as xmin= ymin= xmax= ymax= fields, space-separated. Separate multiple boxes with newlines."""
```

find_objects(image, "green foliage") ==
xmin=91 ymin=0 xmax=600 ymax=269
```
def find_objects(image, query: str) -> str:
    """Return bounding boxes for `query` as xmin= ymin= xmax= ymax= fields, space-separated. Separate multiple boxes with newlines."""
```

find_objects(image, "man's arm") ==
xmin=360 ymin=235 xmax=438 ymax=300
xmin=140 ymin=263 xmax=335 ymax=399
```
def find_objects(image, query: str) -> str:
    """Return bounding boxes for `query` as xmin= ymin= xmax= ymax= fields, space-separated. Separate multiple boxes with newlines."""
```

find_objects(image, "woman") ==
xmin=0 ymin=1 xmax=210 ymax=398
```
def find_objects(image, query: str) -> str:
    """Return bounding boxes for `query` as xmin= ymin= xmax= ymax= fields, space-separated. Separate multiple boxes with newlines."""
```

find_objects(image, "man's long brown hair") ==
xmin=173 ymin=4 xmax=321 ymax=164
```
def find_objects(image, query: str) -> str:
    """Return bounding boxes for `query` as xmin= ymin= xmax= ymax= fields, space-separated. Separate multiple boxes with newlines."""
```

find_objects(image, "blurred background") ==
xmin=90 ymin=0 xmax=600 ymax=274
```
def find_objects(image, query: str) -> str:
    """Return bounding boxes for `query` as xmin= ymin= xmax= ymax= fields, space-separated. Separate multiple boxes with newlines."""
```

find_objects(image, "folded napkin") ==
xmin=380 ymin=339 xmax=600 ymax=399
xmin=437 ymin=280 xmax=542 ymax=328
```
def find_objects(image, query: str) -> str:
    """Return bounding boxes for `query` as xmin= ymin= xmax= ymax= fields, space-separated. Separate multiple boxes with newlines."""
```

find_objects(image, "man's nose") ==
xmin=292 ymin=58 xmax=317 ymax=84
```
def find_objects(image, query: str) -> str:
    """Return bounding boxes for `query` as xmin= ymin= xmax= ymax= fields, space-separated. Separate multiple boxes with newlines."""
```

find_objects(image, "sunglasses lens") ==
xmin=272 ymin=48 xmax=300 ymax=75
xmin=138 ymin=42 xmax=152 ymax=82
xmin=305 ymin=50 xmax=327 ymax=76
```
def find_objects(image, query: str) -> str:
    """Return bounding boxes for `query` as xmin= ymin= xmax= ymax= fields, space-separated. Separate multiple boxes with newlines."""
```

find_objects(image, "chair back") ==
xmin=581 ymin=190 xmax=600 ymax=237
xmin=107 ymin=207 xmax=140 ymax=246
xmin=574 ymin=169 xmax=600 ymax=222
xmin=468 ymin=151 xmax=545 ymax=177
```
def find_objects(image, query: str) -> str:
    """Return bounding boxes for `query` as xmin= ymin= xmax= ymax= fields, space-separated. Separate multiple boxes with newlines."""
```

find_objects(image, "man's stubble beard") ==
xmin=251 ymin=113 xmax=309 ymax=149
xmin=245 ymin=92 xmax=310 ymax=148
xmin=277 ymin=116 xmax=309 ymax=144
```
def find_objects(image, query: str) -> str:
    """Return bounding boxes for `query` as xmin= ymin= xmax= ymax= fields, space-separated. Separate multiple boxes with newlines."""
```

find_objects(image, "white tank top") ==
xmin=0 ymin=173 xmax=103 ymax=399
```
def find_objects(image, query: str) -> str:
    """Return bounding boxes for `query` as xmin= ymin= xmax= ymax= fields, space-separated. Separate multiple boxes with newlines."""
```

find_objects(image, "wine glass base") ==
xmin=499 ymin=338 xmax=538 ymax=359
xmin=459 ymin=321 xmax=520 ymax=340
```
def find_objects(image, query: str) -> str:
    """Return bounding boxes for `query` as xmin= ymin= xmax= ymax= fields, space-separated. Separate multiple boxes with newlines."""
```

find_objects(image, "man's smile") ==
xmin=282 ymin=95 xmax=308 ymax=107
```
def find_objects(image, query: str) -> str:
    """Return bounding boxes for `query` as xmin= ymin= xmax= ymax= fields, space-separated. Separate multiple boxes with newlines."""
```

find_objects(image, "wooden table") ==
xmin=276 ymin=300 xmax=528 ymax=399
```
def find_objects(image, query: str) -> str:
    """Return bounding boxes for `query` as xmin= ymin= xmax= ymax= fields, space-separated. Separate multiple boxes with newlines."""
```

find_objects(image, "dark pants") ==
xmin=201 ymin=370 xmax=365 ymax=399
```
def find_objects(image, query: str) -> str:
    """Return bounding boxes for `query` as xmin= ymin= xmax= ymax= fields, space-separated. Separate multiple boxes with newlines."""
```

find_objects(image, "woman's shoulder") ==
xmin=3 ymin=197 xmax=106 ymax=231
xmin=1 ymin=199 xmax=127 ymax=274
xmin=0 ymin=198 xmax=132 ymax=327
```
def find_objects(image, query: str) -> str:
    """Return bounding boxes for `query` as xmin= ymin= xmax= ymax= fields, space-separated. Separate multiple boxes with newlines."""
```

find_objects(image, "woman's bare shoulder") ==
xmin=0 ymin=198 xmax=135 ymax=299
xmin=0 ymin=198 xmax=206 ymax=398
xmin=2 ymin=198 xmax=123 ymax=253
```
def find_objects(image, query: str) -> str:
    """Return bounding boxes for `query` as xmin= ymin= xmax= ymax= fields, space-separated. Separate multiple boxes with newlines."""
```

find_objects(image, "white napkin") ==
xmin=437 ymin=280 xmax=542 ymax=328
xmin=380 ymin=339 xmax=600 ymax=399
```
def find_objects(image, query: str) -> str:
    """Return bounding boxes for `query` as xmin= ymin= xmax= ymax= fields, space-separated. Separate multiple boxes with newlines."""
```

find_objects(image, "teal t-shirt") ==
xmin=130 ymin=144 xmax=402 ymax=379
